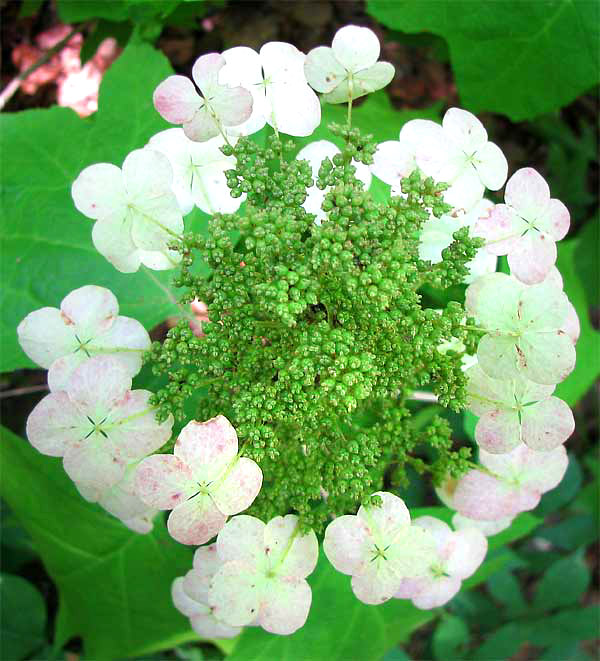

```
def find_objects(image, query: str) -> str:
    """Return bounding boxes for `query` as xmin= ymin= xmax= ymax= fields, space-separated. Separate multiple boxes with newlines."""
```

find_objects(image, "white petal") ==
xmin=332 ymin=25 xmax=380 ymax=72
xmin=72 ymin=163 xmax=126 ymax=221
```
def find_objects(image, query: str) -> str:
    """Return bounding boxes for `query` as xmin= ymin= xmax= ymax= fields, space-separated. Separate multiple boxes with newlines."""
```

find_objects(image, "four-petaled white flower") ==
xmin=219 ymin=42 xmax=321 ymax=137
xmin=208 ymin=514 xmax=319 ymax=635
xmin=72 ymin=149 xmax=184 ymax=273
xmin=449 ymin=444 xmax=568 ymax=522
xmin=76 ymin=463 xmax=158 ymax=534
xmin=134 ymin=415 xmax=262 ymax=545
xmin=153 ymin=53 xmax=253 ymax=142
xmin=323 ymin=491 xmax=437 ymax=605
xmin=296 ymin=140 xmax=371 ymax=224
xmin=466 ymin=364 xmax=574 ymax=454
xmin=474 ymin=168 xmax=570 ymax=284
xmin=17 ymin=285 xmax=150 ymax=392
xmin=394 ymin=516 xmax=487 ymax=609
xmin=172 ymin=544 xmax=242 ymax=639
xmin=147 ymin=129 xmax=243 ymax=215
xmin=465 ymin=272 xmax=576 ymax=385
xmin=26 ymin=356 xmax=173 ymax=493
xmin=304 ymin=25 xmax=395 ymax=104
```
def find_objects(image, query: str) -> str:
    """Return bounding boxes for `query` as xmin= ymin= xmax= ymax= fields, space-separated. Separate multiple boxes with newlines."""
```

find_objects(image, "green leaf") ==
xmin=229 ymin=507 xmax=536 ymax=661
xmin=57 ymin=0 xmax=178 ymax=22
xmin=537 ymin=513 xmax=598 ymax=551
xmin=0 ymin=42 xmax=183 ymax=373
xmin=18 ymin=0 xmax=43 ymax=17
xmin=555 ymin=231 xmax=600 ymax=406
xmin=0 ymin=573 xmax=46 ymax=660
xmin=0 ymin=425 xmax=202 ymax=660
xmin=528 ymin=606 xmax=598 ymax=647
xmin=535 ymin=454 xmax=583 ymax=517
xmin=472 ymin=622 xmax=531 ymax=660
xmin=532 ymin=551 xmax=590 ymax=611
xmin=486 ymin=569 xmax=526 ymax=616
xmin=432 ymin=614 xmax=470 ymax=661
xmin=367 ymin=0 xmax=600 ymax=121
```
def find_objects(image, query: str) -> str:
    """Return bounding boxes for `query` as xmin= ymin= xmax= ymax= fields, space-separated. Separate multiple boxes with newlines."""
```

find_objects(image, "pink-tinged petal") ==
xmin=304 ymin=46 xmax=345 ymax=93
xmin=99 ymin=464 xmax=156 ymax=528
xmin=168 ymin=494 xmax=227 ymax=545
xmin=153 ymin=75 xmax=202 ymax=124
xmin=67 ymin=356 xmax=130 ymax=416
xmin=134 ymin=454 xmax=195 ymax=509
xmin=193 ymin=543 xmax=221 ymax=578
xmin=211 ymin=86 xmax=254 ymax=128
xmin=475 ymin=204 xmax=524 ymax=256
xmin=71 ymin=163 xmax=126 ymax=221
xmin=172 ymin=577 xmax=207 ymax=618
xmin=357 ymin=491 xmax=411 ymax=540
xmin=445 ymin=528 xmax=487 ymax=579
xmin=122 ymin=148 xmax=173 ymax=200
xmin=212 ymin=457 xmax=262 ymax=515
xmin=26 ymin=392 xmax=86 ymax=456
xmin=175 ymin=416 xmax=238 ymax=480
xmin=209 ymin=560 xmax=262 ymax=627
xmin=191 ymin=52 xmax=223 ymax=92
xmin=264 ymin=515 xmax=318 ymax=579
xmin=477 ymin=334 xmax=521 ymax=381
xmin=519 ymin=280 xmax=569 ymax=330
xmin=562 ymin=302 xmax=580 ymax=344
xmin=394 ymin=577 xmax=429 ymax=599
xmin=411 ymin=576 xmax=462 ymax=609
xmin=332 ymin=25 xmax=380 ymax=71
xmin=506 ymin=445 xmax=569 ymax=495
xmin=543 ymin=198 xmax=570 ymax=240
xmin=216 ymin=515 xmax=266 ymax=568
xmin=259 ymin=576 xmax=312 ymax=635
xmin=452 ymin=513 xmax=513 ymax=537
xmin=63 ymin=437 xmax=127 ymax=492
xmin=371 ymin=140 xmax=416 ymax=186
xmin=183 ymin=107 xmax=220 ymax=142
xmin=521 ymin=397 xmax=574 ymax=451
xmin=476 ymin=409 xmax=521 ymax=454
xmin=443 ymin=108 xmax=488 ymax=152
xmin=519 ymin=330 xmax=575 ymax=385
xmin=474 ymin=141 xmax=508 ymax=191
xmin=453 ymin=470 xmax=535 ymax=520
xmin=508 ymin=231 xmax=557 ymax=284
xmin=121 ymin=513 xmax=155 ymax=534
xmin=351 ymin=558 xmax=402 ymax=605
xmin=17 ymin=307 xmax=77 ymax=368
xmin=265 ymin=81 xmax=321 ymax=137
xmin=91 ymin=215 xmax=141 ymax=273
xmin=60 ymin=285 xmax=118 ymax=336
xmin=505 ymin=168 xmax=550 ymax=219
xmin=190 ymin=612 xmax=241 ymax=639
xmin=411 ymin=516 xmax=452 ymax=553
xmin=107 ymin=390 xmax=173 ymax=460
xmin=323 ymin=515 xmax=371 ymax=576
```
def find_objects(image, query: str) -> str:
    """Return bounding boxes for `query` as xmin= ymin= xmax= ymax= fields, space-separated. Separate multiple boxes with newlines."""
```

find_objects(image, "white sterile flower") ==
xmin=296 ymin=140 xmax=371 ymax=224
xmin=17 ymin=285 xmax=150 ymax=391
xmin=418 ymin=200 xmax=497 ymax=284
xmin=77 ymin=463 xmax=158 ymax=534
xmin=172 ymin=544 xmax=242 ymax=639
xmin=474 ymin=168 xmax=570 ymax=284
xmin=135 ymin=416 xmax=262 ymax=545
xmin=209 ymin=514 xmax=319 ymax=635
xmin=465 ymin=272 xmax=576 ymax=385
xmin=72 ymin=149 xmax=184 ymax=273
xmin=219 ymin=42 xmax=321 ymax=137
xmin=26 ymin=356 xmax=173 ymax=493
xmin=147 ymin=129 xmax=243 ymax=215
xmin=408 ymin=109 xmax=508 ymax=211
xmin=323 ymin=491 xmax=437 ymax=605
xmin=153 ymin=53 xmax=253 ymax=142
xmin=452 ymin=512 xmax=513 ymax=537
xmin=451 ymin=444 xmax=568 ymax=521
xmin=304 ymin=25 xmax=395 ymax=104
xmin=466 ymin=364 xmax=574 ymax=453
xmin=394 ymin=516 xmax=487 ymax=609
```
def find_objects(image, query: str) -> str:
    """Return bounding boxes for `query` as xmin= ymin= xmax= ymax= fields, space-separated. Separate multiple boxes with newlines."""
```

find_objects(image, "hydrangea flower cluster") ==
xmin=18 ymin=24 xmax=578 ymax=637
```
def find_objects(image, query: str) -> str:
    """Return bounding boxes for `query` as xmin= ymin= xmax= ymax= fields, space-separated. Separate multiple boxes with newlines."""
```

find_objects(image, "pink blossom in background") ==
xmin=11 ymin=23 xmax=119 ymax=117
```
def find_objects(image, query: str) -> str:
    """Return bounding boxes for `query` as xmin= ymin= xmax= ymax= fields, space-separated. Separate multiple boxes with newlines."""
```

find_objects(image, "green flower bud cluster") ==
xmin=146 ymin=127 xmax=480 ymax=532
